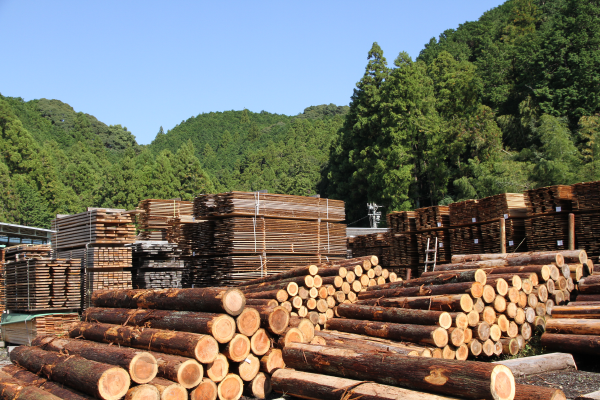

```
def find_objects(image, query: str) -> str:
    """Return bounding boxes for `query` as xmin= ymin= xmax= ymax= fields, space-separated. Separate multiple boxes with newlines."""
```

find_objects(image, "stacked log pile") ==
xmin=137 ymin=199 xmax=194 ymax=241
xmin=52 ymin=209 xmax=136 ymax=309
xmin=342 ymin=250 xmax=582 ymax=360
xmin=2 ymin=286 xmax=284 ymax=400
xmin=130 ymin=241 xmax=186 ymax=289
xmin=238 ymin=256 xmax=397 ymax=330
xmin=188 ymin=192 xmax=347 ymax=286
xmin=347 ymin=232 xmax=391 ymax=266
xmin=541 ymin=262 xmax=600 ymax=355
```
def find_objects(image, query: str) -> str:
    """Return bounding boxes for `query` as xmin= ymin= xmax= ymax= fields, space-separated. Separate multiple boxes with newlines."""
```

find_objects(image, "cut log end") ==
xmin=214 ymin=315 xmax=237 ymax=344
xmin=223 ymin=289 xmax=246 ymax=316
xmin=207 ymin=354 xmax=229 ymax=383
xmin=237 ymin=354 xmax=260 ymax=382
xmin=125 ymin=384 xmax=160 ymax=400
xmin=269 ymin=307 xmax=291 ymax=335
xmin=226 ymin=335 xmax=251 ymax=363
xmin=176 ymin=359 xmax=204 ymax=389
xmin=432 ymin=327 xmax=449 ymax=348
xmin=98 ymin=367 xmax=131 ymax=400
xmin=456 ymin=344 xmax=469 ymax=360
xmin=236 ymin=308 xmax=261 ymax=337
xmin=191 ymin=378 xmax=218 ymax=400
xmin=260 ymin=349 xmax=285 ymax=374
xmin=439 ymin=312 xmax=452 ymax=329
xmin=491 ymin=365 xmax=515 ymax=400
xmin=130 ymin=352 xmax=158 ymax=384
xmin=246 ymin=372 xmax=271 ymax=399
xmin=196 ymin=335 xmax=220 ymax=364
xmin=250 ymin=329 xmax=271 ymax=356
xmin=218 ymin=374 xmax=244 ymax=400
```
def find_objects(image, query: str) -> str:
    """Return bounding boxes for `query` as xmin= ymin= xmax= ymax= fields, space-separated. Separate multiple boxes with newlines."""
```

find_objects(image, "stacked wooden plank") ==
xmin=131 ymin=242 xmax=185 ymax=290
xmin=348 ymin=250 xmax=580 ymax=361
xmin=166 ymin=218 xmax=201 ymax=256
xmin=524 ymin=185 xmax=575 ymax=215
xmin=387 ymin=211 xmax=416 ymax=233
xmin=1 ymin=313 xmax=80 ymax=345
xmin=239 ymin=256 xmax=396 ymax=330
xmin=3 ymin=244 xmax=53 ymax=261
xmin=190 ymin=192 xmax=347 ymax=286
xmin=347 ymin=232 xmax=391 ymax=266
xmin=449 ymin=199 xmax=479 ymax=226
xmin=0 ymin=248 xmax=4 ymax=314
xmin=449 ymin=225 xmax=483 ymax=256
xmin=4 ymin=259 xmax=82 ymax=312
xmin=525 ymin=214 xmax=570 ymax=252
xmin=415 ymin=206 xmax=450 ymax=230
xmin=51 ymin=210 xmax=136 ymax=249
xmin=185 ymin=254 xmax=346 ymax=287
xmin=194 ymin=192 xmax=345 ymax=221
xmin=138 ymin=199 xmax=195 ymax=230
xmin=477 ymin=193 xmax=528 ymax=222
xmin=387 ymin=211 xmax=419 ymax=272
xmin=414 ymin=206 xmax=451 ymax=267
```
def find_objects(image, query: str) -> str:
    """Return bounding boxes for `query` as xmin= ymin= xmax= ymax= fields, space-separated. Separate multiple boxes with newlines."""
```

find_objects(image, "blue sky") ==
xmin=0 ymin=1 xmax=505 ymax=144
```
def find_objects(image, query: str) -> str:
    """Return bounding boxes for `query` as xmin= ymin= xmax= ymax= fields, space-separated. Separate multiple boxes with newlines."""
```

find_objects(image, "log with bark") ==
xmin=541 ymin=333 xmax=600 ymax=355
xmin=357 ymin=294 xmax=474 ymax=313
xmin=243 ymin=372 xmax=271 ymax=399
xmin=325 ymin=318 xmax=448 ymax=348
xmin=69 ymin=322 xmax=219 ymax=364
xmin=367 ymin=270 xmax=486 ymax=291
xmin=514 ymin=384 xmax=566 ymax=400
xmin=82 ymin=307 xmax=236 ymax=343
xmin=359 ymin=282 xmax=483 ymax=300
xmin=336 ymin=303 xmax=453 ymax=329
xmin=0 ymin=364 xmax=94 ymax=400
xmin=282 ymin=343 xmax=515 ymax=400
xmin=31 ymin=335 xmax=158 ymax=384
xmin=271 ymin=368 xmax=461 ymax=400
xmin=0 ymin=371 xmax=63 ymax=400
xmin=551 ymin=305 xmax=600 ymax=319
xmin=315 ymin=330 xmax=432 ymax=357
xmin=9 ymin=346 xmax=130 ymax=400
xmin=91 ymin=288 xmax=245 ymax=316
xmin=124 ymin=384 xmax=160 ymax=400
xmin=147 ymin=351 xmax=203 ymax=389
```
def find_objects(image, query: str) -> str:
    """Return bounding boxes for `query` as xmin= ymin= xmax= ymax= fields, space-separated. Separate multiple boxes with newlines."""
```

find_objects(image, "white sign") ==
xmin=504 ymin=214 xmax=509 ymax=219
xmin=472 ymin=218 xmax=477 ymax=222
xmin=509 ymin=241 xmax=514 ymax=246
xmin=557 ymin=240 xmax=563 ymax=246
xmin=556 ymin=207 xmax=562 ymax=212
xmin=437 ymin=222 xmax=442 ymax=227
xmin=439 ymin=243 xmax=444 ymax=248
xmin=474 ymin=239 xmax=479 ymax=244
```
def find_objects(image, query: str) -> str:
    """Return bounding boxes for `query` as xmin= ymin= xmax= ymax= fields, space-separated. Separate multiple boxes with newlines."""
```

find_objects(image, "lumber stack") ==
xmin=130 ymin=241 xmax=185 ymax=290
xmin=138 ymin=199 xmax=194 ymax=230
xmin=347 ymin=232 xmax=391 ymax=266
xmin=344 ymin=250 xmax=581 ymax=360
xmin=4 ymin=258 xmax=82 ymax=312
xmin=1 ymin=313 xmax=80 ymax=345
xmin=194 ymin=191 xmax=345 ymax=221
xmin=52 ymin=209 xmax=137 ymax=310
xmin=414 ymin=206 xmax=451 ymax=267
xmin=387 ymin=211 xmax=419 ymax=274
xmin=166 ymin=218 xmax=201 ymax=256
xmin=524 ymin=185 xmax=574 ymax=252
xmin=0 ymin=248 xmax=4 ymax=314
xmin=3 ymin=244 xmax=53 ymax=261
xmin=238 ymin=256 xmax=397 ymax=330
xmin=449 ymin=194 xmax=528 ymax=257
xmin=190 ymin=192 xmax=347 ymax=286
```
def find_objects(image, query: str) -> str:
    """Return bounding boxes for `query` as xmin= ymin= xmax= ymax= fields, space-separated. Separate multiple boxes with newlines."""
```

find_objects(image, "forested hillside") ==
xmin=2 ymin=0 xmax=599 ymax=229
xmin=322 ymin=0 xmax=600 ymax=223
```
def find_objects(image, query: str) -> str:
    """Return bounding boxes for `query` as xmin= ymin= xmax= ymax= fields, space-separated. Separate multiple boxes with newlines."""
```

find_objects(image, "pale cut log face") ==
xmin=191 ymin=379 xmax=218 ymax=400
xmin=98 ymin=367 xmax=130 ymax=400
xmin=219 ymin=375 xmax=243 ymax=400
xmin=206 ymin=355 xmax=228 ymax=382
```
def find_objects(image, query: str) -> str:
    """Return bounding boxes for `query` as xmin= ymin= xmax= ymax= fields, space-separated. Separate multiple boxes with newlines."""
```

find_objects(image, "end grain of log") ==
xmin=223 ymin=334 xmax=251 ymax=362
xmin=250 ymin=329 xmax=271 ymax=356
xmin=206 ymin=354 xmax=229 ymax=383
xmin=235 ymin=354 xmax=260 ymax=382
xmin=244 ymin=372 xmax=271 ymax=399
xmin=147 ymin=377 xmax=187 ymax=400
xmin=236 ymin=308 xmax=261 ymax=337
xmin=190 ymin=378 xmax=218 ymax=400
xmin=149 ymin=351 xmax=203 ymax=389
xmin=217 ymin=374 xmax=244 ymax=400
xmin=125 ymin=384 xmax=160 ymax=400
xmin=260 ymin=349 xmax=285 ymax=374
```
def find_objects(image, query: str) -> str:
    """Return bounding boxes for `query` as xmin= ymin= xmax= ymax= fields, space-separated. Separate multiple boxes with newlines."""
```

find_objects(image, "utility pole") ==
xmin=367 ymin=203 xmax=382 ymax=228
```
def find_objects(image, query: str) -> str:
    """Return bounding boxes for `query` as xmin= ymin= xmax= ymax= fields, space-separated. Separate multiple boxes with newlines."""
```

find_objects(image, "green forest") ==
xmin=1 ymin=0 xmax=600 ymax=228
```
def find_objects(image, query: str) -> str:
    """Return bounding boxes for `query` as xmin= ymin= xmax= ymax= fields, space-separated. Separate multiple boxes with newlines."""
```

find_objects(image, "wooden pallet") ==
xmin=194 ymin=192 xmax=345 ymax=222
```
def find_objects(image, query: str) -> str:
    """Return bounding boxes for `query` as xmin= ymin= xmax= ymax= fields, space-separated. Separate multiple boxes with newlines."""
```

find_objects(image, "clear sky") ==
xmin=0 ymin=1 xmax=505 ymax=145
